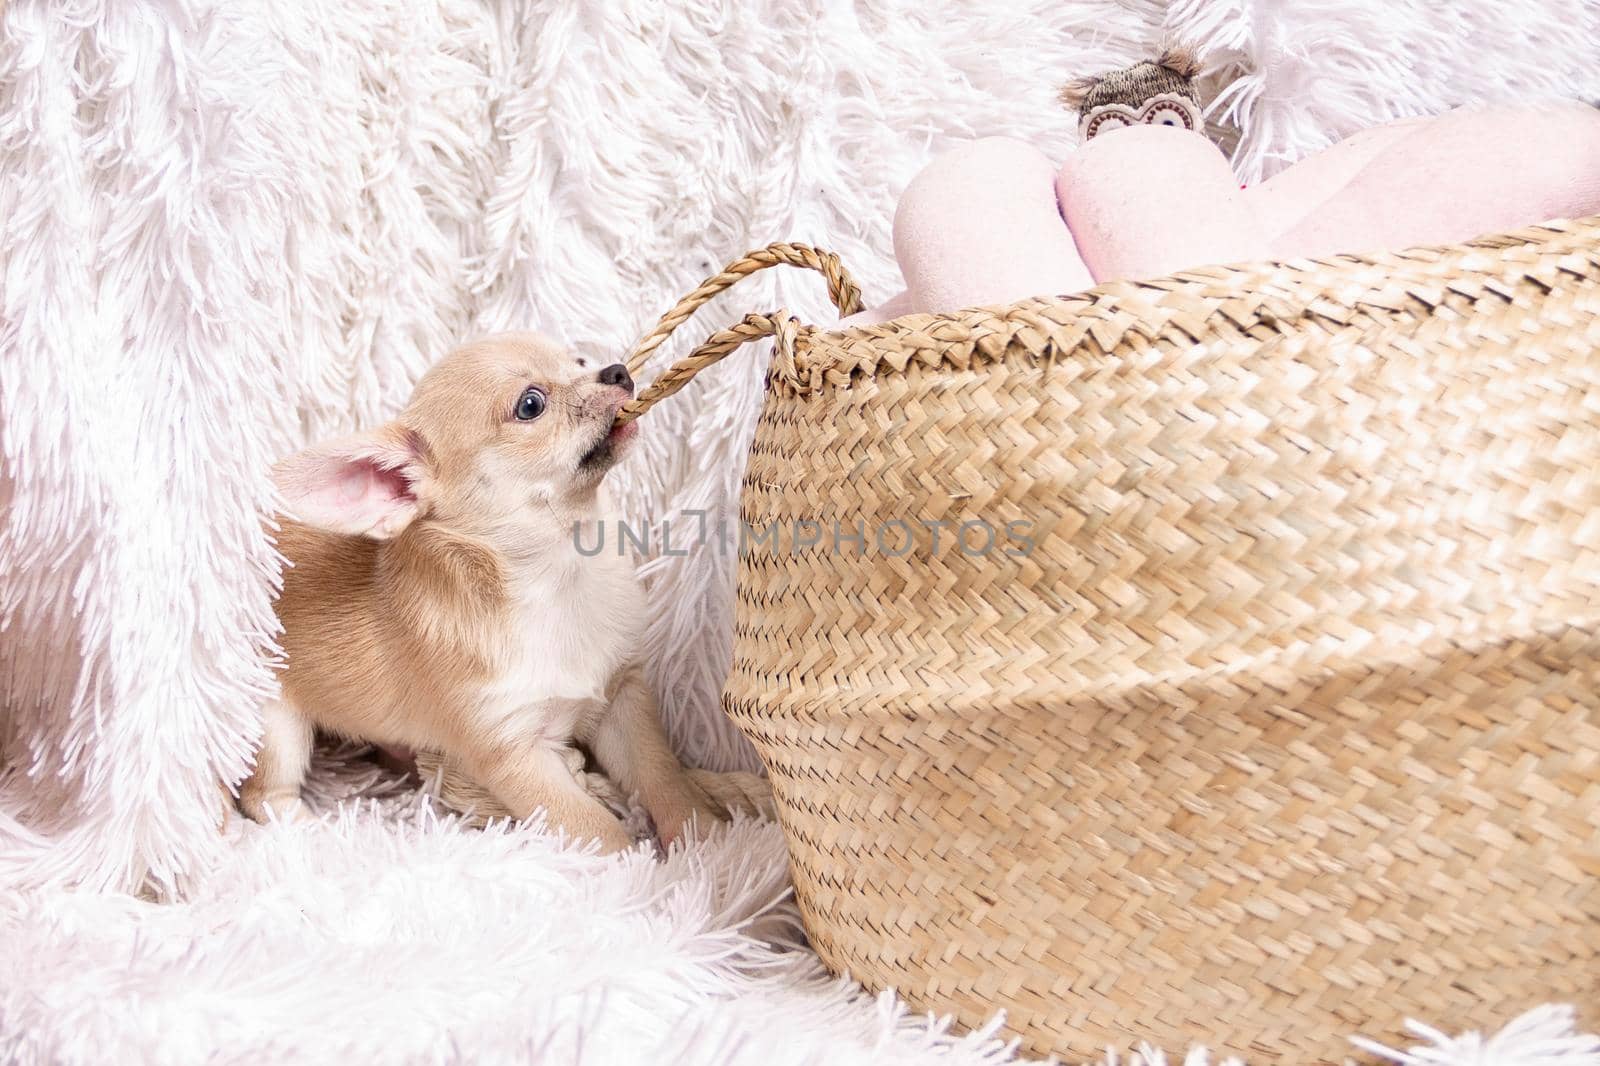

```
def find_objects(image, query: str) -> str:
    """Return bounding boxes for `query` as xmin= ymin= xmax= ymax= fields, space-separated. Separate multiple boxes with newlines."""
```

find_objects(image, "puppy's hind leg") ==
xmin=685 ymin=768 xmax=775 ymax=821
xmin=457 ymin=729 xmax=634 ymax=854
xmin=240 ymin=695 xmax=314 ymax=824
xmin=583 ymin=667 xmax=732 ymax=846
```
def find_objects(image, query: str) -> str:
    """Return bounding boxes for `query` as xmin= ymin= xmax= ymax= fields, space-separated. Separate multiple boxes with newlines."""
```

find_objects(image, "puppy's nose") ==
xmin=597 ymin=363 xmax=633 ymax=393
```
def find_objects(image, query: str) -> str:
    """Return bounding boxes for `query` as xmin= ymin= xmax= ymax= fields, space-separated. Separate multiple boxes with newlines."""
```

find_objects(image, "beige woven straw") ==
xmin=616 ymin=219 xmax=1600 ymax=1061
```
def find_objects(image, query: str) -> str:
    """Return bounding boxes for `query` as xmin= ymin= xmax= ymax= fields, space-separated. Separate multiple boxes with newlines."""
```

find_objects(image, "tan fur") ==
xmin=1156 ymin=45 xmax=1201 ymax=80
xmin=1057 ymin=74 xmax=1101 ymax=111
xmin=420 ymin=746 xmax=776 ymax=836
xmin=244 ymin=332 xmax=768 ymax=851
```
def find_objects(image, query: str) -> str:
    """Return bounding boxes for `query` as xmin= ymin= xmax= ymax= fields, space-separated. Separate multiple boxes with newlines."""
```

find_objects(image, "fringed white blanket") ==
xmin=1 ymin=1 xmax=1596 ymax=1061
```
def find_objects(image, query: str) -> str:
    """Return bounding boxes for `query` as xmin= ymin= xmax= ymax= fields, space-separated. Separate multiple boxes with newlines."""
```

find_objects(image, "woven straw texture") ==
xmin=622 ymin=222 xmax=1600 ymax=1061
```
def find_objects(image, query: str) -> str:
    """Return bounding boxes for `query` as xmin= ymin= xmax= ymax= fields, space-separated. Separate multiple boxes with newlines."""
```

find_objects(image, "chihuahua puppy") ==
xmin=242 ymin=332 xmax=767 ymax=851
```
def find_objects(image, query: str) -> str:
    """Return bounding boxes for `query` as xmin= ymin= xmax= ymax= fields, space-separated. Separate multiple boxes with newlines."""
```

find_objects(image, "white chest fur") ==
xmin=474 ymin=525 xmax=643 ymax=744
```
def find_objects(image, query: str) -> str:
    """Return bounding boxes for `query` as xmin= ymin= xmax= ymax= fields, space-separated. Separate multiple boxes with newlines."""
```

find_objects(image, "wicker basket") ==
xmin=617 ymin=222 xmax=1600 ymax=1061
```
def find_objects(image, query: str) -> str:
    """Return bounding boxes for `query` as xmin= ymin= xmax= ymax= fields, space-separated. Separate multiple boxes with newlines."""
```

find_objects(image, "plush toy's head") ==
xmin=1061 ymin=48 xmax=1204 ymax=141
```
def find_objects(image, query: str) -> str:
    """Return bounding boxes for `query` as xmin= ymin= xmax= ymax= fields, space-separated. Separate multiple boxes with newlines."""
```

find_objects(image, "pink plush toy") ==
xmin=847 ymin=52 xmax=1600 ymax=326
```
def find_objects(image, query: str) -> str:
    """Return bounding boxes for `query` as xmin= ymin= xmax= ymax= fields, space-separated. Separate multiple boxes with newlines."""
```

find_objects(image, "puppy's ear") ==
xmin=272 ymin=423 xmax=431 ymax=539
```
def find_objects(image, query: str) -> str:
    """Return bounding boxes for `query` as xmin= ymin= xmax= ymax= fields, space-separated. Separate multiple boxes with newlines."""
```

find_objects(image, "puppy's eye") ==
xmin=513 ymin=387 xmax=547 ymax=421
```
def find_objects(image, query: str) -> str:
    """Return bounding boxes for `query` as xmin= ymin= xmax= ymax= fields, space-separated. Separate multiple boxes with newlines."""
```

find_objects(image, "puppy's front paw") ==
xmin=588 ymin=819 xmax=637 ymax=855
xmin=239 ymin=789 xmax=313 ymax=825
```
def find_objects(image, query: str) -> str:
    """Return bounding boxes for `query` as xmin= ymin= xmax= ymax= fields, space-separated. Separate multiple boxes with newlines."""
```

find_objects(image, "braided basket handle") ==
xmin=616 ymin=243 xmax=863 ymax=425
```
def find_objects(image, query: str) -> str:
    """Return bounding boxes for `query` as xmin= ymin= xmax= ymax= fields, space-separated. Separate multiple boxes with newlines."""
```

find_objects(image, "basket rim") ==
xmin=779 ymin=213 xmax=1600 ymax=395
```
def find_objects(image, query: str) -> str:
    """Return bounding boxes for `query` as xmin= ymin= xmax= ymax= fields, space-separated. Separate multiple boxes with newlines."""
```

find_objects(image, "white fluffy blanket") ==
xmin=1 ymin=0 xmax=1596 ymax=1061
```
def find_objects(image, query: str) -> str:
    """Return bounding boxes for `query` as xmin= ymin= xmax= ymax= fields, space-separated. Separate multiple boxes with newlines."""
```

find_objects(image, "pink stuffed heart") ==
xmin=852 ymin=102 xmax=1600 ymax=324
